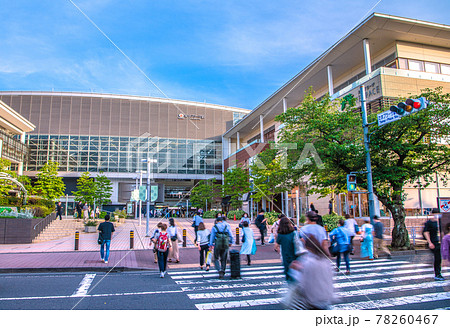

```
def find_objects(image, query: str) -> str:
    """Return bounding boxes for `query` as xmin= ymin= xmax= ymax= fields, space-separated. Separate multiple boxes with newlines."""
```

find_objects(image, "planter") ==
xmin=84 ymin=225 xmax=97 ymax=233
xmin=0 ymin=212 xmax=56 ymax=244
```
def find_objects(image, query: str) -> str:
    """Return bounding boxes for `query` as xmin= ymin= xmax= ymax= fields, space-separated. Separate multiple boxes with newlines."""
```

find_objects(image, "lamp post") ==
xmin=142 ymin=158 xmax=157 ymax=236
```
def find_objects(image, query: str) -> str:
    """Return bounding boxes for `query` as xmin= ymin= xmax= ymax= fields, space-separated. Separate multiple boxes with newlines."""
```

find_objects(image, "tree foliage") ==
xmin=95 ymin=172 xmax=113 ymax=207
xmin=189 ymin=178 xmax=218 ymax=210
xmin=222 ymin=166 xmax=251 ymax=209
xmin=34 ymin=160 xmax=65 ymax=201
xmin=275 ymin=87 xmax=450 ymax=248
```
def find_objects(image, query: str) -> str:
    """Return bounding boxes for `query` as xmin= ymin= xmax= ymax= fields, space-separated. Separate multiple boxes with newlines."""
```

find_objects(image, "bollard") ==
xmin=74 ymin=231 xmax=79 ymax=251
xmin=130 ymin=230 xmax=134 ymax=249
xmin=236 ymin=227 xmax=240 ymax=245
xmin=183 ymin=229 xmax=187 ymax=247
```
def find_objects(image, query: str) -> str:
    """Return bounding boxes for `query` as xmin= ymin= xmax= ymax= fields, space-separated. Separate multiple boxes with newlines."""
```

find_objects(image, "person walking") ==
xmin=192 ymin=211 xmax=204 ymax=244
xmin=299 ymin=211 xmax=329 ymax=256
xmin=343 ymin=214 xmax=358 ymax=255
xmin=255 ymin=209 xmax=267 ymax=245
xmin=329 ymin=219 xmax=351 ymax=274
xmin=360 ymin=217 xmax=374 ymax=260
xmin=56 ymin=201 xmax=63 ymax=220
xmin=98 ymin=214 xmax=115 ymax=264
xmin=239 ymin=212 xmax=250 ymax=228
xmin=284 ymin=235 xmax=335 ymax=310
xmin=150 ymin=222 xmax=164 ymax=263
xmin=240 ymin=221 xmax=256 ymax=266
xmin=76 ymin=201 xmax=83 ymax=221
xmin=373 ymin=216 xmax=392 ymax=259
xmin=167 ymin=218 xmax=180 ymax=263
xmin=196 ymin=222 xmax=211 ymax=270
xmin=82 ymin=203 xmax=89 ymax=222
xmin=209 ymin=215 xmax=234 ymax=279
xmin=152 ymin=223 xmax=172 ymax=278
xmin=276 ymin=217 xmax=299 ymax=282
xmin=423 ymin=209 xmax=444 ymax=281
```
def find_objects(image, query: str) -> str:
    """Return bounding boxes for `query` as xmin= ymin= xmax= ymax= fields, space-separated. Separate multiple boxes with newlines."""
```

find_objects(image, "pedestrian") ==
xmin=328 ymin=200 xmax=333 ymax=215
xmin=329 ymin=219 xmax=351 ymax=274
xmin=196 ymin=222 xmax=211 ymax=270
xmin=309 ymin=202 xmax=316 ymax=212
xmin=315 ymin=210 xmax=323 ymax=227
xmin=150 ymin=223 xmax=164 ymax=263
xmin=284 ymin=235 xmax=335 ymax=310
xmin=240 ymin=221 xmax=256 ymax=266
xmin=299 ymin=211 xmax=329 ymax=256
xmin=192 ymin=211 xmax=204 ymax=244
xmin=209 ymin=215 xmax=234 ymax=279
xmin=239 ymin=212 xmax=250 ymax=228
xmin=95 ymin=206 xmax=100 ymax=219
xmin=83 ymin=203 xmax=89 ymax=222
xmin=270 ymin=214 xmax=282 ymax=247
xmin=152 ymin=223 xmax=172 ymax=278
xmin=373 ymin=216 xmax=392 ymax=259
xmin=276 ymin=217 xmax=299 ymax=282
xmin=255 ymin=209 xmax=267 ymax=245
xmin=423 ymin=208 xmax=444 ymax=281
xmin=98 ymin=214 xmax=115 ymax=264
xmin=167 ymin=218 xmax=180 ymax=263
xmin=76 ymin=201 xmax=82 ymax=221
xmin=441 ymin=223 xmax=450 ymax=268
xmin=343 ymin=214 xmax=358 ymax=255
xmin=56 ymin=201 xmax=63 ymax=220
xmin=360 ymin=217 xmax=374 ymax=260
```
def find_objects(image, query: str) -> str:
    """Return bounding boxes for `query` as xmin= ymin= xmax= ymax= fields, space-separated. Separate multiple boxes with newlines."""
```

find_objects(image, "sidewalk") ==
xmin=0 ymin=218 xmax=283 ymax=273
xmin=0 ymin=217 xmax=426 ymax=273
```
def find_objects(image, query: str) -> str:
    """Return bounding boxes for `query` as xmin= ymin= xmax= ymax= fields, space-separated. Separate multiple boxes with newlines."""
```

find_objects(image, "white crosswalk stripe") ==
xmin=167 ymin=257 xmax=450 ymax=310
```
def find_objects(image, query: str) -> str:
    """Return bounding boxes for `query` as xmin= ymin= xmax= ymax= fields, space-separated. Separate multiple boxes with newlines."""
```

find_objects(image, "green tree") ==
xmin=189 ymin=178 xmax=218 ymax=210
xmin=222 ymin=166 xmax=251 ymax=209
xmin=73 ymin=172 xmax=97 ymax=216
xmin=95 ymin=172 xmax=113 ymax=208
xmin=276 ymin=87 xmax=450 ymax=248
xmin=34 ymin=161 xmax=65 ymax=201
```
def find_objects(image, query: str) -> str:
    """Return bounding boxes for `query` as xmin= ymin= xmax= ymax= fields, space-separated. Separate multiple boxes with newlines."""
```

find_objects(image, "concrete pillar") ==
xmin=236 ymin=132 xmax=240 ymax=150
xmin=363 ymin=39 xmax=372 ymax=75
xmin=260 ymin=115 xmax=264 ymax=142
xmin=327 ymin=65 xmax=334 ymax=95
xmin=283 ymin=97 xmax=288 ymax=113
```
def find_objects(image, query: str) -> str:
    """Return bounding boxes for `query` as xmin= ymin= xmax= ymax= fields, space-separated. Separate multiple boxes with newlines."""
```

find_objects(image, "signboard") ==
xmin=377 ymin=110 xmax=401 ymax=127
xmin=151 ymin=185 xmax=158 ymax=202
xmin=438 ymin=197 xmax=450 ymax=213
xmin=131 ymin=189 xmax=139 ymax=202
xmin=139 ymin=185 xmax=147 ymax=201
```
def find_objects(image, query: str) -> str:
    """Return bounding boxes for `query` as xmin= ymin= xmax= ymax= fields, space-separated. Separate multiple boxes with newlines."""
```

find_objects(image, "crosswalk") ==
xmin=168 ymin=258 xmax=450 ymax=310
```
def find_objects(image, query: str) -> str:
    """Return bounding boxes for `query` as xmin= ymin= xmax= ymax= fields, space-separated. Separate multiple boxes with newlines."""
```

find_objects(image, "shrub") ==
xmin=265 ymin=211 xmax=280 ymax=225
xmin=25 ymin=205 xmax=53 ymax=218
xmin=322 ymin=214 xmax=344 ymax=232
xmin=85 ymin=220 xmax=98 ymax=226
xmin=226 ymin=210 xmax=245 ymax=220
xmin=99 ymin=211 xmax=107 ymax=219
xmin=203 ymin=210 xmax=221 ymax=219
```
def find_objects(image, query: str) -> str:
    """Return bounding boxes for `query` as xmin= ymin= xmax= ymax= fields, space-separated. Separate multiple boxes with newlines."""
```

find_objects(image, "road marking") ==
xmin=196 ymin=297 xmax=282 ymax=310
xmin=331 ymin=291 xmax=450 ymax=310
xmin=71 ymin=274 xmax=96 ymax=297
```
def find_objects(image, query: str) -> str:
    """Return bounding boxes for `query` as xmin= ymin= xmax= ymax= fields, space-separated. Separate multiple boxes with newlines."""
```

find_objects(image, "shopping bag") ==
xmin=268 ymin=233 xmax=275 ymax=243
xmin=205 ymin=250 xmax=212 ymax=266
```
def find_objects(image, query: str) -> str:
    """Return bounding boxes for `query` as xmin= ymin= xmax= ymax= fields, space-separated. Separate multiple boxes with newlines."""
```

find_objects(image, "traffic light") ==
xmin=347 ymin=174 xmax=357 ymax=192
xmin=390 ymin=97 xmax=428 ymax=116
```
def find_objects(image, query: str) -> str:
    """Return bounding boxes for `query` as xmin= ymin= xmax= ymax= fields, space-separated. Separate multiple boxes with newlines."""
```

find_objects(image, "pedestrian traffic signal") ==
xmin=389 ymin=97 xmax=428 ymax=116
xmin=347 ymin=174 xmax=357 ymax=192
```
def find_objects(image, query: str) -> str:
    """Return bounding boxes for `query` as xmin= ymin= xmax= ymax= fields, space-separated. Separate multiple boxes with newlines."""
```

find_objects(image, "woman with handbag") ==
xmin=240 ymin=221 xmax=256 ymax=265
xmin=360 ymin=217 xmax=374 ymax=260
xmin=329 ymin=219 xmax=351 ymax=274
xmin=196 ymin=222 xmax=211 ymax=270
xmin=167 ymin=218 xmax=180 ymax=263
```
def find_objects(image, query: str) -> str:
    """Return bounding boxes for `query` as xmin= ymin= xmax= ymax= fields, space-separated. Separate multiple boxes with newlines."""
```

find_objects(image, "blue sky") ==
xmin=1 ymin=0 xmax=450 ymax=110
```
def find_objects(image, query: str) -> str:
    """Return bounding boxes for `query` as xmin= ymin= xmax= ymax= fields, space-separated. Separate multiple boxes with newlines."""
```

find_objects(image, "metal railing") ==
xmin=32 ymin=212 xmax=57 ymax=240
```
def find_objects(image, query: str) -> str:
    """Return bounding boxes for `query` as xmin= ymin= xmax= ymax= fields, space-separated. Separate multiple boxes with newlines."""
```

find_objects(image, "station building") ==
xmin=222 ymin=13 xmax=450 ymax=219
xmin=0 ymin=91 xmax=249 ymax=210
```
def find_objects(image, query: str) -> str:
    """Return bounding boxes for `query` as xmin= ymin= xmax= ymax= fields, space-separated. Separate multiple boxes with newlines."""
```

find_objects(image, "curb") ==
xmin=0 ymin=266 xmax=156 ymax=274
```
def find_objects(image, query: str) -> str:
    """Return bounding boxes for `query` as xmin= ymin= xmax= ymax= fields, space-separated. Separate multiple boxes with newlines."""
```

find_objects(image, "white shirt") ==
xmin=344 ymin=218 xmax=357 ymax=236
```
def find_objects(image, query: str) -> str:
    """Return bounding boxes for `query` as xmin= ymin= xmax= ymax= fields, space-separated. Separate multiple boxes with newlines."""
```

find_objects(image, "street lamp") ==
xmin=142 ymin=158 xmax=157 ymax=236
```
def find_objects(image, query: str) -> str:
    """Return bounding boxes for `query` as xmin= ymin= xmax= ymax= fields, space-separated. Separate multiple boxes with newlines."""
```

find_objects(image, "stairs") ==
xmin=33 ymin=219 xmax=85 ymax=243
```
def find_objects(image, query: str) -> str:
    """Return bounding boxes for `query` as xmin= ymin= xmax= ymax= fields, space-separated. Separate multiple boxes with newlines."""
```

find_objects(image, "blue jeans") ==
xmin=336 ymin=250 xmax=350 ymax=271
xmin=100 ymin=240 xmax=111 ymax=261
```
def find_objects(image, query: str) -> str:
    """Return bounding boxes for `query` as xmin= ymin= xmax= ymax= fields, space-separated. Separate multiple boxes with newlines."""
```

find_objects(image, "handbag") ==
xmin=97 ymin=233 xmax=103 ymax=245
xmin=171 ymin=234 xmax=178 ymax=241
xmin=268 ymin=233 xmax=275 ymax=244
xmin=205 ymin=250 xmax=212 ymax=266
xmin=328 ymin=236 xmax=339 ymax=257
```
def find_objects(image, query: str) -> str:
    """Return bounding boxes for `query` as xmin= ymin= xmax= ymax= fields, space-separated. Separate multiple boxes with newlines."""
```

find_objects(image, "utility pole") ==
xmin=360 ymin=85 xmax=376 ymax=224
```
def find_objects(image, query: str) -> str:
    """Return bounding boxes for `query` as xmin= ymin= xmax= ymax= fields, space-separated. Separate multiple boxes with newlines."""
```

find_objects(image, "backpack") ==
xmin=214 ymin=224 xmax=230 ymax=249
xmin=157 ymin=232 xmax=169 ymax=252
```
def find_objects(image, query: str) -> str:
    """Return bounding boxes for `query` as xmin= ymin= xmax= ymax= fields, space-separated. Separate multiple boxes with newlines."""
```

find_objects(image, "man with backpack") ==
xmin=209 ymin=215 xmax=234 ymax=279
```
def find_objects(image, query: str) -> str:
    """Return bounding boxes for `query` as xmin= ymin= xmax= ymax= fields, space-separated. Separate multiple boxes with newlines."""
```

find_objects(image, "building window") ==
xmin=425 ymin=62 xmax=440 ymax=74
xmin=398 ymin=58 xmax=408 ymax=70
xmin=408 ymin=59 xmax=424 ymax=71
xmin=441 ymin=64 xmax=450 ymax=75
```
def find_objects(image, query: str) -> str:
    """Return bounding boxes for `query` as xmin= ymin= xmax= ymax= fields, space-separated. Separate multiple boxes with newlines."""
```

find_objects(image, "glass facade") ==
xmin=26 ymin=134 xmax=222 ymax=175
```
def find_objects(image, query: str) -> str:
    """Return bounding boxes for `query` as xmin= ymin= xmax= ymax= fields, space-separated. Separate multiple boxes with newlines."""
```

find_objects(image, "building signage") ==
xmin=177 ymin=113 xmax=204 ymax=120
xmin=438 ymin=197 xmax=450 ymax=213
xmin=377 ymin=110 xmax=401 ymax=127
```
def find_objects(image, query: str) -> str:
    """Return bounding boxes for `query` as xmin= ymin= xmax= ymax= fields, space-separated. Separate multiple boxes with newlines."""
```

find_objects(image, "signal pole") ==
xmin=360 ymin=85 xmax=376 ymax=224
